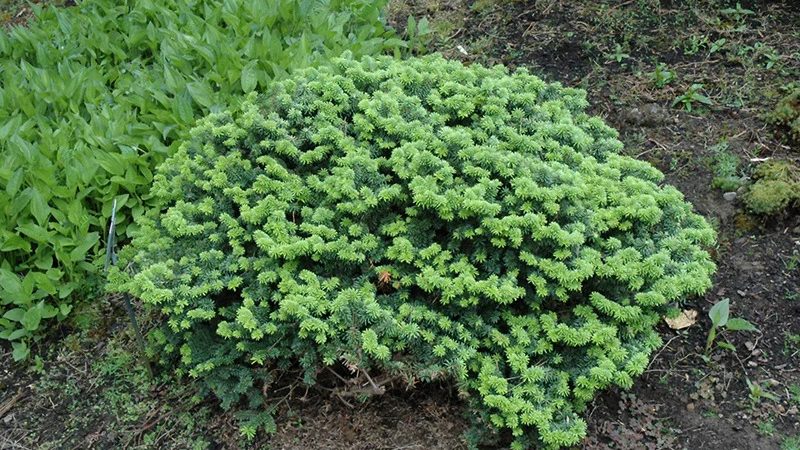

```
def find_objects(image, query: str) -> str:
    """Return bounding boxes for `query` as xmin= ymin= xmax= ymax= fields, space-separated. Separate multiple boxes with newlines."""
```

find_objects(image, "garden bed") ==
xmin=1 ymin=1 xmax=799 ymax=449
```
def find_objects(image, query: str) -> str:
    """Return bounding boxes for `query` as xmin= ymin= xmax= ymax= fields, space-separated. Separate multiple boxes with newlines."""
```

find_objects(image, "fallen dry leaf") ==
xmin=664 ymin=309 xmax=698 ymax=330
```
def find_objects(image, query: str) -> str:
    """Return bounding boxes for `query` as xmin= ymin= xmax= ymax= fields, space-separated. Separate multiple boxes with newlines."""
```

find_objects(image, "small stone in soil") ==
xmin=723 ymin=192 xmax=737 ymax=201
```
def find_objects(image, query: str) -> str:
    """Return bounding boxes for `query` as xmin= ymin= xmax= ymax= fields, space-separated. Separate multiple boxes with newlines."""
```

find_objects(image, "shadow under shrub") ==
xmin=109 ymin=54 xmax=716 ymax=449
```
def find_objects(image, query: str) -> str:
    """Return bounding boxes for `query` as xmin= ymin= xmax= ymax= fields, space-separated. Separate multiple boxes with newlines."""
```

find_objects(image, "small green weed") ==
xmin=705 ymin=298 xmax=757 ymax=356
xmin=746 ymin=379 xmax=779 ymax=406
xmin=684 ymin=34 xmax=709 ymax=56
xmin=786 ymin=255 xmax=800 ymax=271
xmin=606 ymin=43 xmax=631 ymax=64
xmin=720 ymin=2 xmax=755 ymax=25
xmin=789 ymin=384 xmax=800 ymax=405
xmin=757 ymin=419 xmax=776 ymax=437
xmin=785 ymin=333 xmax=800 ymax=356
xmin=783 ymin=435 xmax=800 ymax=450
xmin=709 ymin=38 xmax=727 ymax=55
xmin=708 ymin=140 xmax=745 ymax=192
xmin=701 ymin=409 xmax=718 ymax=418
xmin=674 ymin=83 xmax=713 ymax=112
xmin=404 ymin=15 xmax=432 ymax=54
xmin=753 ymin=43 xmax=781 ymax=70
xmin=651 ymin=62 xmax=676 ymax=88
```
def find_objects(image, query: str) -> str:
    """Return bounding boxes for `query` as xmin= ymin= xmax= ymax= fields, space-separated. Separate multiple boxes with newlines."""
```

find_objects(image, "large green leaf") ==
xmin=726 ymin=317 xmax=757 ymax=332
xmin=17 ymin=222 xmax=53 ymax=243
xmin=69 ymin=232 xmax=100 ymax=263
xmin=187 ymin=80 xmax=215 ymax=108
xmin=241 ymin=61 xmax=258 ymax=93
xmin=0 ymin=269 xmax=23 ymax=303
xmin=2 ymin=308 xmax=25 ymax=322
xmin=6 ymin=169 xmax=24 ymax=196
xmin=29 ymin=187 xmax=51 ymax=225
xmin=708 ymin=298 xmax=729 ymax=327
xmin=20 ymin=306 xmax=41 ymax=331
xmin=11 ymin=341 xmax=29 ymax=361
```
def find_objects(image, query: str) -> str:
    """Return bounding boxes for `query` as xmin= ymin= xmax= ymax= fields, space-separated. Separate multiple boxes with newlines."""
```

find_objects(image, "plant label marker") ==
xmin=105 ymin=199 xmax=152 ymax=378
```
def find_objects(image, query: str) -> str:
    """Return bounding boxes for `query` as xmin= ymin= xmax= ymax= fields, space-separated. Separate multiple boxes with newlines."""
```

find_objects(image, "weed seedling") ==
xmin=709 ymin=38 xmax=727 ymax=55
xmin=789 ymin=384 xmax=800 ymax=405
xmin=405 ymin=16 xmax=432 ymax=54
xmin=764 ymin=49 xmax=780 ymax=70
xmin=684 ymin=35 xmax=709 ymax=56
xmin=720 ymin=2 xmax=755 ymax=24
xmin=785 ymin=254 xmax=799 ymax=271
xmin=606 ymin=43 xmax=631 ymax=64
xmin=784 ymin=332 xmax=800 ymax=356
xmin=783 ymin=436 xmax=800 ymax=450
xmin=701 ymin=409 xmax=718 ymax=418
xmin=652 ymin=63 xmax=676 ymax=88
xmin=757 ymin=419 xmax=776 ymax=436
xmin=708 ymin=140 xmax=744 ymax=192
xmin=673 ymin=84 xmax=713 ymax=112
xmin=747 ymin=378 xmax=778 ymax=406
xmin=705 ymin=298 xmax=758 ymax=355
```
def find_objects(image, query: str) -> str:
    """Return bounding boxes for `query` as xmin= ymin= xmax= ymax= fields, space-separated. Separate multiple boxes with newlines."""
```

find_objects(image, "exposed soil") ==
xmin=2 ymin=1 xmax=799 ymax=449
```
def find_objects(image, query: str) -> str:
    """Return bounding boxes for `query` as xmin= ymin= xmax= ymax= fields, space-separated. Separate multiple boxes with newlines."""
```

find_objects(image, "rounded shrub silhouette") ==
xmin=110 ymin=54 xmax=716 ymax=448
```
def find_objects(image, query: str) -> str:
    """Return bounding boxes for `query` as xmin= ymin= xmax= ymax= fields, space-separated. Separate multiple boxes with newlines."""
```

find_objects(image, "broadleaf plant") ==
xmin=110 ymin=55 xmax=717 ymax=449
xmin=705 ymin=298 xmax=758 ymax=355
xmin=0 ymin=0 xmax=401 ymax=359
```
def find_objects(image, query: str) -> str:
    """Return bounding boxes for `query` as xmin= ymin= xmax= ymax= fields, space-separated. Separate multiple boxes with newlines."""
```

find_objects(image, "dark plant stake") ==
xmin=105 ymin=199 xmax=152 ymax=377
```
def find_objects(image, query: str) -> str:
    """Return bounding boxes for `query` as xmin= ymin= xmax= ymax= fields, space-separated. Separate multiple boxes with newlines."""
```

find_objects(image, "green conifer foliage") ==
xmin=110 ymin=54 xmax=716 ymax=449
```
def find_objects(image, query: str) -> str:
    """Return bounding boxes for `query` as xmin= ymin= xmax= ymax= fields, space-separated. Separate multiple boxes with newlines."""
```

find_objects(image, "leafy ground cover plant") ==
xmin=0 ymin=0 xmax=400 ymax=359
xmin=673 ymin=83 xmax=713 ymax=112
xmin=110 ymin=54 xmax=717 ymax=449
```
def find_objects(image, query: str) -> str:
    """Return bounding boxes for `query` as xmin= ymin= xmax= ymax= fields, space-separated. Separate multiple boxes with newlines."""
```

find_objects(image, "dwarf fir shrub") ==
xmin=110 ymin=54 xmax=716 ymax=449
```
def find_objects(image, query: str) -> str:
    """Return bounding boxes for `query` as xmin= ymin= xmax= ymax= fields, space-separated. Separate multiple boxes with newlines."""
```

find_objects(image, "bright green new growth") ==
xmin=0 ymin=0 xmax=398 ymax=358
xmin=111 ymin=55 xmax=716 ymax=449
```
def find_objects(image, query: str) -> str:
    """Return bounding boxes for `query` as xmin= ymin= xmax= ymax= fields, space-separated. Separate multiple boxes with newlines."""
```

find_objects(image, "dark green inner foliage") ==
xmin=111 ymin=55 xmax=716 ymax=449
